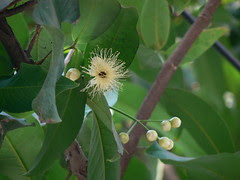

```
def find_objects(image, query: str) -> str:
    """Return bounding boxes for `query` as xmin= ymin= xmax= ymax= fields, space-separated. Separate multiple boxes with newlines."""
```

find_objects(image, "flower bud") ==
xmin=66 ymin=68 xmax=81 ymax=81
xmin=158 ymin=137 xmax=172 ymax=150
xmin=146 ymin=130 xmax=158 ymax=142
xmin=165 ymin=139 xmax=174 ymax=150
xmin=170 ymin=117 xmax=181 ymax=128
xmin=161 ymin=120 xmax=171 ymax=131
xmin=119 ymin=132 xmax=129 ymax=144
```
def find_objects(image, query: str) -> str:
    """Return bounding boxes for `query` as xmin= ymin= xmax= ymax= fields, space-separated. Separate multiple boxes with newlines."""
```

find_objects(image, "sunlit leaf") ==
xmin=85 ymin=7 xmax=139 ymax=68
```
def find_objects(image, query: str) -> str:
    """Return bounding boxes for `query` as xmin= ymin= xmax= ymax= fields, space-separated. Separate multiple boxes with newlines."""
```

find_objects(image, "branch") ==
xmin=64 ymin=140 xmax=88 ymax=180
xmin=26 ymin=24 xmax=42 ymax=57
xmin=182 ymin=10 xmax=240 ymax=71
xmin=0 ymin=0 xmax=37 ymax=18
xmin=120 ymin=0 xmax=221 ymax=178
xmin=0 ymin=17 xmax=34 ymax=68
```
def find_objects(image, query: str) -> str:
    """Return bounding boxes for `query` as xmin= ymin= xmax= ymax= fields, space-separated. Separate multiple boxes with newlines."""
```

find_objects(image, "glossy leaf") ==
xmin=87 ymin=95 xmax=123 ymax=180
xmin=139 ymin=0 xmax=170 ymax=50
xmin=166 ymin=27 xmax=228 ymax=64
xmin=168 ymin=0 xmax=191 ymax=15
xmin=0 ymin=114 xmax=34 ymax=147
xmin=147 ymin=142 xmax=240 ymax=180
xmin=0 ymin=64 xmax=78 ymax=113
xmin=73 ymin=0 xmax=121 ymax=43
xmin=85 ymin=7 xmax=139 ymax=68
xmin=27 ymin=79 xmax=87 ymax=175
xmin=0 ymin=116 xmax=44 ymax=180
xmin=161 ymin=88 xmax=235 ymax=154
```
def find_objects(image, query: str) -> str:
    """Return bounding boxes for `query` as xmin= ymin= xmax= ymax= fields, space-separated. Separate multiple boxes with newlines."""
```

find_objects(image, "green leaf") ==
xmin=7 ymin=13 xmax=29 ymax=48
xmin=31 ymin=27 xmax=64 ymax=123
xmin=123 ymin=157 xmax=152 ymax=180
xmin=31 ymin=28 xmax=52 ymax=63
xmin=0 ymin=51 xmax=13 ymax=78
xmin=161 ymin=88 xmax=235 ymax=154
xmin=32 ymin=0 xmax=80 ymax=123
xmin=168 ymin=0 xmax=191 ymax=15
xmin=139 ymin=0 xmax=170 ymax=50
xmin=85 ymin=7 xmax=139 ymax=68
xmin=87 ymin=95 xmax=123 ymax=180
xmin=0 ymin=114 xmax=34 ymax=147
xmin=33 ymin=0 xmax=80 ymax=28
xmin=0 ymin=64 xmax=78 ymax=113
xmin=0 ymin=116 xmax=44 ymax=180
xmin=27 ymin=78 xmax=87 ymax=175
xmin=166 ymin=27 xmax=228 ymax=64
xmin=147 ymin=143 xmax=240 ymax=180
xmin=117 ymin=0 xmax=145 ymax=12
xmin=72 ymin=0 xmax=121 ymax=43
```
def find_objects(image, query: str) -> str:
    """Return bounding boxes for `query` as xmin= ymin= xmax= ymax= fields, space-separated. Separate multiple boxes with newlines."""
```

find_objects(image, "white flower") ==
xmin=82 ymin=48 xmax=128 ymax=97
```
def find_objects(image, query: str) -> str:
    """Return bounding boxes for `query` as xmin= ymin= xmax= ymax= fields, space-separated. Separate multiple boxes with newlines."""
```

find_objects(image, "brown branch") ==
xmin=26 ymin=24 xmax=42 ymax=57
xmin=0 ymin=17 xmax=34 ymax=68
xmin=0 ymin=0 xmax=37 ymax=18
xmin=120 ymin=0 xmax=221 ymax=178
xmin=64 ymin=140 xmax=88 ymax=180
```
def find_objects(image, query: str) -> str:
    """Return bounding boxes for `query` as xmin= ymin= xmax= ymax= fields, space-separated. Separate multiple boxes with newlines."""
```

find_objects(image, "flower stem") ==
xmin=109 ymin=106 xmax=149 ymax=131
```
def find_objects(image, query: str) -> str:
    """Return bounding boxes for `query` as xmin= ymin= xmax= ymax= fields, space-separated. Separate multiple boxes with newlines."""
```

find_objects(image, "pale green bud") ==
xmin=170 ymin=117 xmax=181 ymax=128
xmin=66 ymin=68 xmax=81 ymax=81
xmin=146 ymin=130 xmax=158 ymax=142
xmin=161 ymin=120 xmax=171 ymax=131
xmin=119 ymin=132 xmax=129 ymax=144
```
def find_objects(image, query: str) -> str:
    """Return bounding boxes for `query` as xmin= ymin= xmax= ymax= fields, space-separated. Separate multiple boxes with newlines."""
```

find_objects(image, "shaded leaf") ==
xmin=139 ymin=0 xmax=170 ymax=50
xmin=0 ymin=114 xmax=34 ymax=147
xmin=123 ymin=157 xmax=152 ymax=180
xmin=32 ymin=0 xmax=80 ymax=123
xmin=33 ymin=0 xmax=80 ymax=28
xmin=166 ymin=27 xmax=228 ymax=64
xmin=31 ymin=28 xmax=52 ymax=63
xmin=87 ymin=95 xmax=123 ymax=180
xmin=31 ymin=27 xmax=65 ymax=123
xmin=85 ymin=7 xmax=139 ymax=68
xmin=147 ymin=143 xmax=240 ymax=180
xmin=0 ymin=116 xmax=44 ymax=180
xmin=0 ymin=64 xmax=78 ymax=113
xmin=161 ymin=88 xmax=235 ymax=154
xmin=73 ymin=0 xmax=121 ymax=43
xmin=168 ymin=0 xmax=191 ymax=15
xmin=27 ymin=78 xmax=87 ymax=175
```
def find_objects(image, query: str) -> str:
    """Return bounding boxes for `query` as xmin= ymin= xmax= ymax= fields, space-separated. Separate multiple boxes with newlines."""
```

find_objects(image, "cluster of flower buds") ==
xmin=161 ymin=117 xmax=181 ymax=131
xmin=118 ymin=117 xmax=182 ymax=151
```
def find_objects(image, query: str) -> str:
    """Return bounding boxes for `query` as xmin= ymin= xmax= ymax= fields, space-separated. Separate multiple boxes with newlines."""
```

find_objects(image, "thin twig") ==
xmin=120 ymin=0 xmax=221 ymax=178
xmin=182 ymin=10 xmax=240 ymax=71
xmin=37 ymin=50 xmax=52 ymax=65
xmin=0 ymin=0 xmax=37 ymax=18
xmin=26 ymin=24 xmax=42 ymax=57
